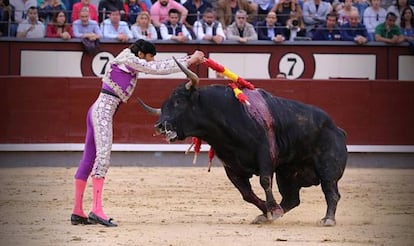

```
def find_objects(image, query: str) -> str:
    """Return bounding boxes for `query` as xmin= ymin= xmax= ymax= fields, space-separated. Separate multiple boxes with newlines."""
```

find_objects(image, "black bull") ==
xmin=137 ymin=59 xmax=348 ymax=226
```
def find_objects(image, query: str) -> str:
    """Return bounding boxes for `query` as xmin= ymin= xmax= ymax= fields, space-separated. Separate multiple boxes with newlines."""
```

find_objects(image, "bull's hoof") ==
xmin=251 ymin=210 xmax=283 ymax=224
xmin=319 ymin=217 xmax=336 ymax=227
xmin=251 ymin=214 xmax=270 ymax=224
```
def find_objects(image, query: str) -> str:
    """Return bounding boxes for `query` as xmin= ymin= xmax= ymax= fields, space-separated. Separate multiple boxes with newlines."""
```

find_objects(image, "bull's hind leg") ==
xmin=275 ymin=171 xmax=301 ymax=213
xmin=320 ymin=180 xmax=340 ymax=226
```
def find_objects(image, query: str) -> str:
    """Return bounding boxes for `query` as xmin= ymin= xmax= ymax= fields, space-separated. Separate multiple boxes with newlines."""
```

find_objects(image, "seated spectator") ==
xmin=193 ymin=7 xmax=225 ymax=43
xmin=312 ymin=12 xmax=343 ymax=40
xmin=38 ymin=0 xmax=66 ymax=24
xmin=16 ymin=6 xmax=45 ymax=37
xmin=387 ymin=0 xmax=414 ymax=25
xmin=226 ymin=9 xmax=258 ymax=43
xmin=98 ymin=0 xmax=126 ymax=23
xmin=216 ymin=0 xmax=257 ymax=30
xmin=45 ymin=10 xmax=73 ymax=39
xmin=150 ymin=0 xmax=188 ymax=31
xmin=374 ymin=11 xmax=405 ymax=44
xmin=400 ymin=6 xmax=414 ymax=51
xmin=400 ymin=6 xmax=414 ymax=37
xmin=256 ymin=11 xmax=286 ymax=43
xmin=72 ymin=0 xmax=98 ymax=22
xmin=302 ymin=0 xmax=332 ymax=37
xmin=10 ymin=0 xmax=37 ymax=23
xmin=340 ymin=9 xmax=369 ymax=44
xmin=100 ymin=8 xmax=132 ymax=42
xmin=183 ymin=0 xmax=212 ymax=34
xmin=160 ymin=8 xmax=192 ymax=42
xmin=251 ymin=0 xmax=276 ymax=22
xmin=124 ymin=0 xmax=147 ymax=26
xmin=285 ymin=10 xmax=307 ymax=41
xmin=73 ymin=6 xmax=101 ymax=54
xmin=73 ymin=6 xmax=102 ymax=39
xmin=353 ymin=0 xmax=370 ymax=23
xmin=131 ymin=10 xmax=157 ymax=40
xmin=337 ymin=0 xmax=358 ymax=25
xmin=363 ymin=0 xmax=387 ymax=41
xmin=270 ymin=0 xmax=302 ymax=27
xmin=0 ymin=0 xmax=17 ymax=36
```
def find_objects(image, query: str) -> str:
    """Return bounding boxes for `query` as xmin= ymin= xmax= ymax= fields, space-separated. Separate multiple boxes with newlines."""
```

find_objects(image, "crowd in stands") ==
xmin=0 ymin=0 xmax=413 ymax=49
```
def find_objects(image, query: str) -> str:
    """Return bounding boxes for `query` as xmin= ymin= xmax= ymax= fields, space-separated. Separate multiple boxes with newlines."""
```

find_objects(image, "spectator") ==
xmin=72 ymin=6 xmax=102 ymax=39
xmin=100 ymin=8 xmax=132 ymax=42
xmin=45 ymin=10 xmax=73 ymax=39
xmin=72 ymin=0 xmax=98 ymax=22
xmin=353 ymin=0 xmax=370 ymax=23
xmin=337 ymin=0 xmax=358 ymax=25
xmin=160 ymin=8 xmax=191 ymax=42
xmin=256 ymin=11 xmax=287 ymax=43
xmin=131 ymin=10 xmax=157 ymax=40
xmin=38 ymin=0 xmax=66 ymax=24
xmin=400 ymin=6 xmax=414 ymax=39
xmin=0 ymin=0 xmax=17 ymax=36
xmin=193 ymin=7 xmax=226 ymax=43
xmin=302 ymin=0 xmax=332 ymax=37
xmin=183 ymin=0 xmax=212 ymax=31
xmin=285 ymin=9 xmax=307 ymax=40
xmin=312 ymin=12 xmax=343 ymax=40
xmin=374 ymin=11 xmax=405 ymax=44
xmin=216 ymin=0 xmax=257 ymax=30
xmin=123 ymin=0 xmax=147 ymax=26
xmin=250 ymin=0 xmax=276 ymax=22
xmin=10 ymin=0 xmax=36 ymax=23
xmin=341 ymin=9 xmax=369 ymax=44
xmin=363 ymin=0 xmax=387 ymax=41
xmin=387 ymin=0 xmax=414 ymax=25
xmin=270 ymin=0 xmax=302 ymax=27
xmin=226 ymin=9 xmax=258 ymax=42
xmin=16 ymin=6 xmax=44 ymax=37
xmin=400 ymin=6 xmax=414 ymax=52
xmin=98 ymin=0 xmax=126 ymax=23
xmin=150 ymin=0 xmax=188 ymax=30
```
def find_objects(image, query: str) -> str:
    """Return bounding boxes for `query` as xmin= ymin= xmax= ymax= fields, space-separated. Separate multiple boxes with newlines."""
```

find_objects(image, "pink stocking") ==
xmin=92 ymin=177 xmax=109 ymax=220
xmin=72 ymin=179 xmax=87 ymax=217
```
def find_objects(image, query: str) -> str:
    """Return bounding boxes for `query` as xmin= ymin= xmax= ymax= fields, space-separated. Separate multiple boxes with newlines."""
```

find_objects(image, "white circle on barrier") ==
xmin=92 ymin=52 xmax=115 ymax=77
xmin=278 ymin=53 xmax=305 ymax=79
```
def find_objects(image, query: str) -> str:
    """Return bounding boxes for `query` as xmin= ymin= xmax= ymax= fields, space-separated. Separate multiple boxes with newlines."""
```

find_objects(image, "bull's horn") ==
xmin=172 ymin=56 xmax=199 ymax=90
xmin=136 ymin=97 xmax=161 ymax=116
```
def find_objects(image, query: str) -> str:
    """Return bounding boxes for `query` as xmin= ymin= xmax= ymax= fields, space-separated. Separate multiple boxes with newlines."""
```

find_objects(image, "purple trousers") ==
xmin=75 ymin=93 xmax=121 ymax=181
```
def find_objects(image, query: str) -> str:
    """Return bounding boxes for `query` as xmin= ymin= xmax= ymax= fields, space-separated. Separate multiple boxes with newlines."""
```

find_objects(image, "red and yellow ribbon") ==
xmin=203 ymin=58 xmax=254 ymax=105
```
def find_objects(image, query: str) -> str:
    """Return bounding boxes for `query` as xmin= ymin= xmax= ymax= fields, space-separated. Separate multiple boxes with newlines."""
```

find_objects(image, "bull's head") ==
xmin=137 ymin=57 xmax=199 ymax=142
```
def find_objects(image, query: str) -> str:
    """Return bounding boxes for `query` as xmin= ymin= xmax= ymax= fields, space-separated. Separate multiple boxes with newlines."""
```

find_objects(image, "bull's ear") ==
xmin=172 ymin=56 xmax=199 ymax=90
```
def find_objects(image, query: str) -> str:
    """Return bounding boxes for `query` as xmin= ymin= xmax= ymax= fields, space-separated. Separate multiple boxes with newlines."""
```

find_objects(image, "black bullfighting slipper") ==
xmin=71 ymin=214 xmax=92 ymax=225
xmin=88 ymin=212 xmax=118 ymax=227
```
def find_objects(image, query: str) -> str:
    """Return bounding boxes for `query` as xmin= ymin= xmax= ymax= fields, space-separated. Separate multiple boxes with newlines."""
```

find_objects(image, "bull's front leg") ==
xmin=223 ymin=167 xmax=267 ymax=215
xmin=252 ymin=174 xmax=284 ymax=224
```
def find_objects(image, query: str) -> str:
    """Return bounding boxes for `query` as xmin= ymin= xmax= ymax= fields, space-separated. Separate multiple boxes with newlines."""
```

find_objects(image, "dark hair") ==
xmin=129 ymin=39 xmax=156 ymax=56
xmin=386 ymin=12 xmax=397 ymax=20
xmin=168 ymin=8 xmax=180 ymax=17
xmin=400 ymin=7 xmax=414 ymax=28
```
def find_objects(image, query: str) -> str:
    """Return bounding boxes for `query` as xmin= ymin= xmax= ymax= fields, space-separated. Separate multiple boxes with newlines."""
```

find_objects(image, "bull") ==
xmin=137 ymin=58 xmax=348 ymax=226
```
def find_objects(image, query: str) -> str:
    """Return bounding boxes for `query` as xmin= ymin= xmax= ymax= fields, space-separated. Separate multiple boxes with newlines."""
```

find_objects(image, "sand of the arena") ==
xmin=0 ymin=166 xmax=413 ymax=246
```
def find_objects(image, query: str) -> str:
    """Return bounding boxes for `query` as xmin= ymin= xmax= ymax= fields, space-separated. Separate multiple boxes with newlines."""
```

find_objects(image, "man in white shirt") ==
xmin=16 ymin=6 xmax=45 ymax=38
xmin=100 ymin=9 xmax=133 ymax=42
xmin=193 ymin=7 xmax=226 ymax=43
xmin=160 ymin=8 xmax=192 ymax=42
